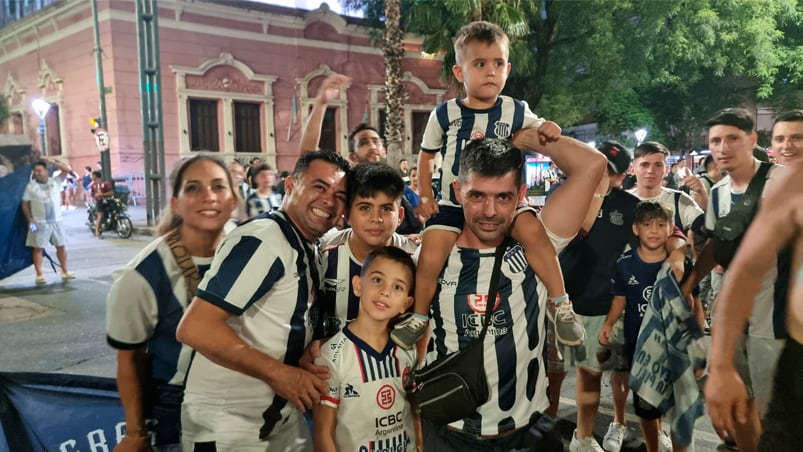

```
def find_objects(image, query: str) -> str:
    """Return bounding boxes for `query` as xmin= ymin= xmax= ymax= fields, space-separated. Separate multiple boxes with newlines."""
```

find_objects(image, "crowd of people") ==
xmin=31 ymin=17 xmax=795 ymax=452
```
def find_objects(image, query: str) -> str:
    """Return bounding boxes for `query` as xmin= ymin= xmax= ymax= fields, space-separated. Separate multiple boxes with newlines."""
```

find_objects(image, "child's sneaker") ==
xmin=61 ymin=271 xmax=76 ymax=281
xmin=547 ymin=299 xmax=585 ymax=346
xmin=602 ymin=422 xmax=627 ymax=452
xmin=390 ymin=313 xmax=428 ymax=349
xmin=658 ymin=430 xmax=672 ymax=452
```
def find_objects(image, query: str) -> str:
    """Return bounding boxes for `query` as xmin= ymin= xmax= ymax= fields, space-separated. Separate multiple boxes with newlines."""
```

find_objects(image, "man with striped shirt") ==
xmin=177 ymin=150 xmax=350 ymax=451
xmin=422 ymin=133 xmax=605 ymax=450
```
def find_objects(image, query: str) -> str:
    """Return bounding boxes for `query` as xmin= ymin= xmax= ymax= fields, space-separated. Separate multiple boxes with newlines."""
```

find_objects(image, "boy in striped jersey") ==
xmin=395 ymin=20 xmax=585 ymax=352
xmin=314 ymin=246 xmax=418 ymax=452
xmin=315 ymin=162 xmax=418 ymax=338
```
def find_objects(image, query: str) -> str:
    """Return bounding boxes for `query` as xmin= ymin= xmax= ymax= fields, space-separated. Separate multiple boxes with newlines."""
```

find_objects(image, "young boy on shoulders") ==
xmin=394 ymin=20 xmax=583 ymax=351
xmin=314 ymin=246 xmax=419 ymax=452
xmin=599 ymin=201 xmax=677 ymax=452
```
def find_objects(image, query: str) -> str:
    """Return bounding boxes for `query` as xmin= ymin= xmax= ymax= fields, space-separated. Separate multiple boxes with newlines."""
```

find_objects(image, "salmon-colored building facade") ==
xmin=0 ymin=0 xmax=450 ymax=180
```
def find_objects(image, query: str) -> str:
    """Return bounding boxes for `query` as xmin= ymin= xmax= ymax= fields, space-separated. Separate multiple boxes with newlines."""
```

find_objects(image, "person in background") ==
xmin=404 ymin=166 xmax=421 ymax=210
xmin=399 ymin=158 xmax=410 ymax=184
xmin=106 ymin=155 xmax=237 ymax=451
xmin=226 ymin=160 xmax=250 ymax=222
xmin=771 ymin=109 xmax=803 ymax=166
xmin=245 ymin=163 xmax=283 ymax=218
xmin=21 ymin=157 xmax=77 ymax=285
xmin=82 ymin=166 xmax=93 ymax=206
xmin=91 ymin=170 xmax=114 ymax=238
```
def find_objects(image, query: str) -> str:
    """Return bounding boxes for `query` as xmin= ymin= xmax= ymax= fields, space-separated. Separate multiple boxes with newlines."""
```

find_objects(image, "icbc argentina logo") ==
xmin=466 ymin=293 xmax=501 ymax=314
xmin=376 ymin=384 xmax=396 ymax=410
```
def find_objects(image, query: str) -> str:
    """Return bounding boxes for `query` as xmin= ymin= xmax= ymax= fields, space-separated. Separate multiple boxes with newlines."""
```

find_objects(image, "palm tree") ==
xmin=382 ymin=0 xmax=404 ymax=169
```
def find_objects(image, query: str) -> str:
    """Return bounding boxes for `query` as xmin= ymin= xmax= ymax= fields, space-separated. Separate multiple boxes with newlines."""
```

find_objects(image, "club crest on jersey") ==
xmin=467 ymin=293 xmax=501 ymax=314
xmin=494 ymin=121 xmax=511 ymax=138
xmin=642 ymin=285 xmax=653 ymax=301
xmin=609 ymin=210 xmax=624 ymax=226
xmin=504 ymin=244 xmax=527 ymax=273
xmin=376 ymin=384 xmax=396 ymax=410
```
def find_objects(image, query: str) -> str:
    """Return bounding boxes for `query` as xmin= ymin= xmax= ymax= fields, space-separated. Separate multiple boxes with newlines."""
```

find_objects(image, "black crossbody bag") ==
xmin=408 ymin=239 xmax=508 ymax=425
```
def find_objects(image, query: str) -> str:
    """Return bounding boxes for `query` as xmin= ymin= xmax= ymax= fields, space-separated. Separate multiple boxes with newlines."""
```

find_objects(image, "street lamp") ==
xmin=634 ymin=128 xmax=647 ymax=146
xmin=32 ymin=98 xmax=52 ymax=157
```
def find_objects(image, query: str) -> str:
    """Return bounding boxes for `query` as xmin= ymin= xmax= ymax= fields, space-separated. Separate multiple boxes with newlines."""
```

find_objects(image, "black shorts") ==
xmin=626 ymin=342 xmax=662 ymax=420
xmin=758 ymin=337 xmax=803 ymax=451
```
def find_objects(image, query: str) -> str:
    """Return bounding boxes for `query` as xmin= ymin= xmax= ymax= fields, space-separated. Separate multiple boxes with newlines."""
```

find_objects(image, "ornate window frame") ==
xmin=171 ymin=52 xmax=278 ymax=165
xmin=297 ymin=64 xmax=350 ymax=156
xmin=3 ymin=73 xmax=27 ymax=134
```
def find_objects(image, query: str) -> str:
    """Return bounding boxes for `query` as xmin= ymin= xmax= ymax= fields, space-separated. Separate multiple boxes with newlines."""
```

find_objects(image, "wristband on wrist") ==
xmin=548 ymin=294 xmax=570 ymax=304
xmin=593 ymin=193 xmax=606 ymax=199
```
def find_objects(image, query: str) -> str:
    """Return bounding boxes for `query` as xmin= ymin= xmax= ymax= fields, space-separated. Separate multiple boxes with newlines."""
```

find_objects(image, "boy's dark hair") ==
xmin=458 ymin=138 xmax=523 ymax=183
xmin=348 ymin=123 xmax=382 ymax=153
xmin=703 ymin=154 xmax=715 ymax=171
xmin=361 ymin=246 xmax=416 ymax=295
xmin=773 ymin=109 xmax=803 ymax=125
xmin=33 ymin=161 xmax=47 ymax=170
xmin=454 ymin=21 xmax=509 ymax=64
xmin=251 ymin=163 xmax=274 ymax=179
xmin=92 ymin=170 xmax=103 ymax=178
xmin=706 ymin=108 xmax=755 ymax=133
xmin=633 ymin=141 xmax=670 ymax=160
xmin=634 ymin=201 xmax=672 ymax=224
xmin=293 ymin=150 xmax=351 ymax=180
xmin=347 ymin=163 xmax=405 ymax=210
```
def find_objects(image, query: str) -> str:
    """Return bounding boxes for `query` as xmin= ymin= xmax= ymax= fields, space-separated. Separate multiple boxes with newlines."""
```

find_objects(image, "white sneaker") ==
xmin=570 ymin=429 xmax=605 ymax=452
xmin=658 ymin=429 xmax=672 ymax=452
xmin=602 ymin=422 xmax=627 ymax=452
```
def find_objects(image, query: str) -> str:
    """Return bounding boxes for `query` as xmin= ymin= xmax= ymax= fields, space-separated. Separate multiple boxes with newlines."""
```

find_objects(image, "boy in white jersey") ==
xmin=314 ymin=246 xmax=418 ymax=452
xmin=395 ymin=20 xmax=584 ymax=352
xmin=316 ymin=163 xmax=418 ymax=337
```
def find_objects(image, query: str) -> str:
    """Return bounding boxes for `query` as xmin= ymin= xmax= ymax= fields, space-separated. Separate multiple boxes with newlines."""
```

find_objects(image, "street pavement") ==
xmin=0 ymin=204 xmax=727 ymax=451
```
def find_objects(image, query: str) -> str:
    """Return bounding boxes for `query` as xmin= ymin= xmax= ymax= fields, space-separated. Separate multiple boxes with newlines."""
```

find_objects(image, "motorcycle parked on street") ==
xmin=86 ymin=196 xmax=133 ymax=239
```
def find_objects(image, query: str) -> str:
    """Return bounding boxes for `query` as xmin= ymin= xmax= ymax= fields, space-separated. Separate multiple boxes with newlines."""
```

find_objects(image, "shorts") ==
xmin=758 ymin=337 xmax=803 ymax=451
xmin=181 ymin=403 xmax=311 ymax=452
xmin=732 ymin=334 xmax=784 ymax=416
xmin=26 ymin=221 xmax=67 ymax=248
xmin=424 ymin=204 xmax=538 ymax=235
xmin=548 ymin=314 xmax=627 ymax=374
xmin=424 ymin=205 xmax=465 ymax=234
xmin=632 ymin=390 xmax=662 ymax=420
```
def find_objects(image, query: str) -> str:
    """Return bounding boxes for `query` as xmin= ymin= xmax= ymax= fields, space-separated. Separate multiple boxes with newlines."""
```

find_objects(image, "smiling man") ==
xmin=771 ymin=109 xmax=803 ymax=166
xmin=177 ymin=150 xmax=351 ymax=451
xmin=421 ymin=135 xmax=605 ymax=451
xmin=682 ymin=108 xmax=787 ymax=452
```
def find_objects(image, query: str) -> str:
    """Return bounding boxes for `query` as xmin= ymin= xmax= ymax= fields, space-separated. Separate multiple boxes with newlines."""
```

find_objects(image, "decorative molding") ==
xmin=303 ymin=3 xmax=348 ymax=35
xmin=4 ymin=73 xmax=27 ymax=108
xmin=171 ymin=53 xmax=278 ymax=163
xmin=36 ymin=60 xmax=63 ymax=98
xmin=402 ymin=71 xmax=446 ymax=104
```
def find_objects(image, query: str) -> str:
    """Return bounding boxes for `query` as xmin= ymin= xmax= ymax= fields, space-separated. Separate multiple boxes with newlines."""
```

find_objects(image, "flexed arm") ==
xmin=299 ymin=74 xmax=351 ymax=154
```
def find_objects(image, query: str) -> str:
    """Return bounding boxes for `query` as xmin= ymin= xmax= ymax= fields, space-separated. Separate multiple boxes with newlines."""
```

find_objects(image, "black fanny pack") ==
xmin=712 ymin=162 xmax=771 ymax=268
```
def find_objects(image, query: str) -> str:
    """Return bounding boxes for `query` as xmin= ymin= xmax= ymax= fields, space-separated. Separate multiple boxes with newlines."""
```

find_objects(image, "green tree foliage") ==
xmin=343 ymin=0 xmax=802 ymax=144
xmin=0 ymin=97 xmax=9 ymax=125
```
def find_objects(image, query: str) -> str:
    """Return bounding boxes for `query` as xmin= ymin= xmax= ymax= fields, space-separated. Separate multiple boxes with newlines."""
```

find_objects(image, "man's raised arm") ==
xmin=298 ymin=74 xmax=351 ymax=155
xmin=512 ymin=131 xmax=606 ymax=238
